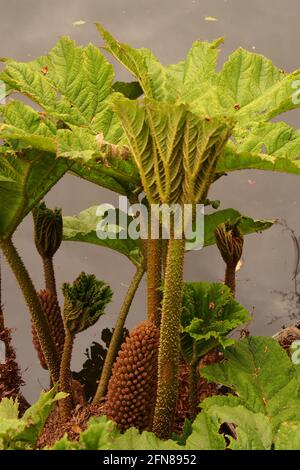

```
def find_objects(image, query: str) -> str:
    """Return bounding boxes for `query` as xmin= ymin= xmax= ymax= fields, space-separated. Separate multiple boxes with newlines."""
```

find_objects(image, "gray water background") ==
xmin=1 ymin=0 xmax=300 ymax=402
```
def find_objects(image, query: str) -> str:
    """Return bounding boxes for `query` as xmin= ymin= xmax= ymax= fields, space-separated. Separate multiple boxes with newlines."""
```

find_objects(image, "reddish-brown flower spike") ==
xmin=104 ymin=320 xmax=159 ymax=432
xmin=32 ymin=289 xmax=65 ymax=369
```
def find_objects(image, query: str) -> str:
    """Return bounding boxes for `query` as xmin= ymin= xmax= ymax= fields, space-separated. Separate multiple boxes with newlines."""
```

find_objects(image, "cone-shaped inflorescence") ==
xmin=104 ymin=320 xmax=159 ymax=432
xmin=214 ymin=222 xmax=244 ymax=296
xmin=60 ymin=273 xmax=112 ymax=419
xmin=32 ymin=289 xmax=65 ymax=370
xmin=32 ymin=202 xmax=63 ymax=297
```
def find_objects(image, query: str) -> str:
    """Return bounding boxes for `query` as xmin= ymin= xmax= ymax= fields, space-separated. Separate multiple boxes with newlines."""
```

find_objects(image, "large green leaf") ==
xmin=97 ymin=24 xmax=181 ymax=104
xmin=218 ymin=121 xmax=300 ymax=176
xmin=206 ymin=404 xmax=273 ymax=450
xmin=0 ymin=150 xmax=70 ymax=240
xmin=1 ymin=38 xmax=114 ymax=126
xmin=16 ymin=391 xmax=67 ymax=445
xmin=52 ymin=416 xmax=178 ymax=450
xmin=98 ymin=26 xmax=300 ymax=121
xmin=184 ymin=412 xmax=226 ymax=450
xmin=0 ymin=97 xmax=70 ymax=240
xmin=52 ymin=413 xmax=224 ymax=450
xmin=201 ymin=337 xmax=300 ymax=435
xmin=98 ymin=26 xmax=300 ymax=178
xmin=63 ymin=206 xmax=273 ymax=264
xmin=0 ymin=389 xmax=66 ymax=450
xmin=181 ymin=282 xmax=250 ymax=363
xmin=110 ymin=427 xmax=179 ymax=450
xmin=0 ymin=37 xmax=141 ymax=195
xmin=63 ymin=206 xmax=143 ymax=267
xmin=56 ymin=125 xmax=141 ymax=195
xmin=0 ymin=399 xmax=24 ymax=449
xmin=274 ymin=422 xmax=300 ymax=450
xmin=186 ymin=207 xmax=275 ymax=251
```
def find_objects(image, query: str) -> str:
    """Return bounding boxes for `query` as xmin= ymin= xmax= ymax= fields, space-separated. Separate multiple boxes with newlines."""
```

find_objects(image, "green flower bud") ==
xmin=32 ymin=202 xmax=63 ymax=258
xmin=214 ymin=222 xmax=244 ymax=267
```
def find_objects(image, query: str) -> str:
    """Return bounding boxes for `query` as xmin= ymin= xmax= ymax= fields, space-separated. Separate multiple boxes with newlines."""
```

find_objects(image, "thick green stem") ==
xmin=225 ymin=264 xmax=236 ymax=296
xmin=43 ymin=256 xmax=57 ymax=298
xmin=152 ymin=236 xmax=185 ymax=439
xmin=59 ymin=329 xmax=74 ymax=419
xmin=147 ymin=238 xmax=162 ymax=326
xmin=0 ymin=238 xmax=60 ymax=382
xmin=93 ymin=265 xmax=145 ymax=404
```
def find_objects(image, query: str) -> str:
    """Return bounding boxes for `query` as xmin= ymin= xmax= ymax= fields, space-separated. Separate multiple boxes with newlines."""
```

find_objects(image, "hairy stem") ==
xmin=147 ymin=238 xmax=162 ymax=326
xmin=93 ymin=265 xmax=145 ymax=404
xmin=59 ymin=329 xmax=74 ymax=419
xmin=152 ymin=236 xmax=185 ymax=439
xmin=43 ymin=257 xmax=57 ymax=298
xmin=161 ymin=239 xmax=169 ymax=277
xmin=225 ymin=264 xmax=236 ymax=296
xmin=0 ymin=238 xmax=60 ymax=382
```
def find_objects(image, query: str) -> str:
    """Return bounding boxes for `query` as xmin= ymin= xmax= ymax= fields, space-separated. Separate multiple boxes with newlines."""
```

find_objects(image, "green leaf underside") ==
xmin=0 ymin=102 xmax=69 ymax=239
xmin=202 ymin=208 xmax=275 ymax=247
xmin=113 ymin=95 xmax=234 ymax=204
xmin=0 ymin=149 xmax=70 ymax=239
xmin=63 ymin=205 xmax=273 ymax=264
xmin=63 ymin=205 xmax=143 ymax=267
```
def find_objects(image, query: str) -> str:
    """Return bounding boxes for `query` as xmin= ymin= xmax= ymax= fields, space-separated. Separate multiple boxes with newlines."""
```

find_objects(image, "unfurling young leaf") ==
xmin=181 ymin=282 xmax=250 ymax=363
xmin=62 ymin=273 xmax=112 ymax=335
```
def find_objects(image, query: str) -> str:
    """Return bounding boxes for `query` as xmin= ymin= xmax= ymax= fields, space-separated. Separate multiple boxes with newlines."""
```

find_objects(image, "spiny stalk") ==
xmin=60 ymin=273 xmax=112 ymax=419
xmin=147 ymin=238 xmax=162 ymax=326
xmin=93 ymin=264 xmax=145 ymax=404
xmin=0 ymin=238 xmax=60 ymax=383
xmin=152 ymin=235 xmax=185 ymax=438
